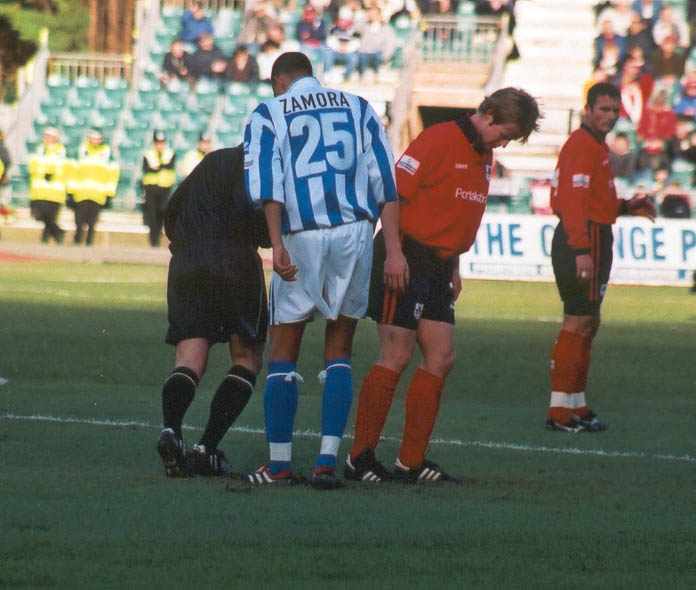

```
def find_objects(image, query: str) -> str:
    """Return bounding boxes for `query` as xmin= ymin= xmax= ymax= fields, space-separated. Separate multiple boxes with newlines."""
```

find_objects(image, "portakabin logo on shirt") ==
xmin=455 ymin=188 xmax=487 ymax=204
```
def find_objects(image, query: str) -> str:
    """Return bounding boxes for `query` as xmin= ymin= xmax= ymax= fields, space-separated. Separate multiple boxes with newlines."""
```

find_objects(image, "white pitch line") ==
xmin=2 ymin=413 xmax=695 ymax=465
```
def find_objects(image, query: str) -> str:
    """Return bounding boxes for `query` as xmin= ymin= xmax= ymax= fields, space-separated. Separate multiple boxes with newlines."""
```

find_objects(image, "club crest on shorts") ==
xmin=413 ymin=302 xmax=424 ymax=320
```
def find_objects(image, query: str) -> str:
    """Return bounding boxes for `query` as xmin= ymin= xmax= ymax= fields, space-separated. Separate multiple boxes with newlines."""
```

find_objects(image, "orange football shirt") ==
xmin=395 ymin=119 xmax=492 ymax=259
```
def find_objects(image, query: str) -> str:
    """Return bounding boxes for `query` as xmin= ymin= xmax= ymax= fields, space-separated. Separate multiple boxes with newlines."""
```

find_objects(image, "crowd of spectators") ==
xmin=158 ymin=0 xmax=421 ymax=90
xmin=590 ymin=0 xmax=696 ymax=217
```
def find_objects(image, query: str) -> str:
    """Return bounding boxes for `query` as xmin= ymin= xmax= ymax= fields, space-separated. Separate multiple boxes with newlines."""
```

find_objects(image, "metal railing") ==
xmin=162 ymin=0 xmax=244 ymax=11
xmin=419 ymin=15 xmax=501 ymax=64
xmin=48 ymin=53 xmax=134 ymax=81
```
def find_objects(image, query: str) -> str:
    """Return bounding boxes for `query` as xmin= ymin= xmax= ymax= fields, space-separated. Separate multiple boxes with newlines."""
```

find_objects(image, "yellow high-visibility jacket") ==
xmin=142 ymin=147 xmax=176 ymax=188
xmin=29 ymin=142 xmax=68 ymax=203
xmin=70 ymin=142 xmax=120 ymax=205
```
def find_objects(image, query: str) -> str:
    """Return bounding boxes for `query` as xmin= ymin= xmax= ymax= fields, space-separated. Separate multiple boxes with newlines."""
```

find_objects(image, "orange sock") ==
xmin=349 ymin=364 xmax=401 ymax=459
xmin=574 ymin=338 xmax=593 ymax=419
xmin=398 ymin=368 xmax=444 ymax=469
xmin=548 ymin=329 xmax=591 ymax=424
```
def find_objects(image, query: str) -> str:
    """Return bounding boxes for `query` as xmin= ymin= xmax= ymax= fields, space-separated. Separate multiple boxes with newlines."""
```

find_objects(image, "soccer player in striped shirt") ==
xmin=244 ymin=52 xmax=407 ymax=488
xmin=546 ymin=82 xmax=655 ymax=432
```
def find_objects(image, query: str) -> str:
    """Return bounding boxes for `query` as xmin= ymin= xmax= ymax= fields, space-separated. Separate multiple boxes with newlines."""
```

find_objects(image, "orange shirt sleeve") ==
xmin=395 ymin=126 xmax=439 ymax=202
xmin=556 ymin=138 xmax=595 ymax=253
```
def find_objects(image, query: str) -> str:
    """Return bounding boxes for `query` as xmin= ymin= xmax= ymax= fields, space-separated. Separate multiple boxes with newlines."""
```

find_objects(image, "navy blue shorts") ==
xmin=551 ymin=220 xmax=613 ymax=316
xmin=165 ymin=248 xmax=268 ymax=346
xmin=367 ymin=231 xmax=456 ymax=330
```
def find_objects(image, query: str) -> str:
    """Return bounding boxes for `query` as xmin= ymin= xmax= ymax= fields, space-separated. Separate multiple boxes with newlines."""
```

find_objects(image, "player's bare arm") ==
xmin=379 ymin=200 xmax=409 ymax=292
xmin=263 ymin=201 xmax=298 ymax=281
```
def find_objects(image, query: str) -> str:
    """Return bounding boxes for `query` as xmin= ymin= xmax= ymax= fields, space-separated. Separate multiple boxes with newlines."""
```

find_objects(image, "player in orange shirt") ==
xmin=546 ymin=82 xmax=656 ymax=432
xmin=345 ymin=88 xmax=542 ymax=483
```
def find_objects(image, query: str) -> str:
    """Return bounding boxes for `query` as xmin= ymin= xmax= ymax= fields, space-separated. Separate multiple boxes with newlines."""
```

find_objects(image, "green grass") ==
xmin=1 ymin=262 xmax=695 ymax=589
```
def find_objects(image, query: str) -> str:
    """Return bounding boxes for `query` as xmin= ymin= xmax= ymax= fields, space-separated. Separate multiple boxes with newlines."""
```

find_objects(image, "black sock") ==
xmin=198 ymin=365 xmax=256 ymax=451
xmin=161 ymin=366 xmax=199 ymax=439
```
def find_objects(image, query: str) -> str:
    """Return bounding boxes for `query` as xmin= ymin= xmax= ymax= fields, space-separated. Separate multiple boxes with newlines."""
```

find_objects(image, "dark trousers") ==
xmin=31 ymin=200 xmax=64 ymax=243
xmin=74 ymin=200 xmax=102 ymax=245
xmin=143 ymin=186 xmax=171 ymax=247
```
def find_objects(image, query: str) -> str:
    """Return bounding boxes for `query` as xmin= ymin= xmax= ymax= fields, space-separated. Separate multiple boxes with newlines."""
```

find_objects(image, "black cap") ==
xmin=153 ymin=130 xmax=167 ymax=142
xmin=199 ymin=131 xmax=212 ymax=142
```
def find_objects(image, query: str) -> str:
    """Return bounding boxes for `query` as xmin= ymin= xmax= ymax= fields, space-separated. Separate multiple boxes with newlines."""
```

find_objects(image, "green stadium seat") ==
xmin=40 ymin=97 xmax=66 ymax=122
xmin=75 ymin=76 xmax=101 ymax=103
xmin=161 ymin=4 xmax=183 ymax=31
xmin=117 ymin=141 xmax=145 ymax=165
xmin=227 ymin=81 xmax=253 ymax=98
xmin=255 ymin=83 xmax=274 ymax=99
xmin=216 ymin=129 xmax=242 ymax=147
xmin=46 ymin=74 xmax=71 ymax=101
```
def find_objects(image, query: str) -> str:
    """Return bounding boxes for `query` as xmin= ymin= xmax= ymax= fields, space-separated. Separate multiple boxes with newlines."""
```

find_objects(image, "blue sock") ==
xmin=264 ymin=361 xmax=299 ymax=475
xmin=316 ymin=358 xmax=352 ymax=469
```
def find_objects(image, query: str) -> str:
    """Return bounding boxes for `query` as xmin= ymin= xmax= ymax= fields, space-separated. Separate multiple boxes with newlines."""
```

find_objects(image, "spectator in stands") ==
xmin=357 ymin=5 xmax=397 ymax=80
xmin=649 ymin=34 xmax=685 ymax=83
xmin=0 ymin=128 xmax=11 ymax=206
xmin=475 ymin=1 xmax=519 ymax=59
xmin=652 ymin=5 xmax=689 ymax=49
xmin=189 ymin=33 xmax=228 ymax=82
xmin=257 ymin=39 xmax=283 ymax=82
xmin=256 ymin=24 xmax=296 ymax=81
xmin=384 ymin=0 xmax=419 ymax=23
xmin=595 ymin=17 xmax=627 ymax=68
xmin=342 ymin=0 xmax=368 ymax=29
xmin=666 ymin=115 xmax=695 ymax=160
xmin=637 ymin=136 xmax=671 ymax=174
xmin=160 ymin=39 xmax=194 ymax=88
xmin=609 ymin=132 xmax=637 ymax=181
xmin=225 ymin=44 xmax=260 ymax=83
xmin=418 ymin=0 xmax=457 ymax=15
xmin=598 ymin=0 xmax=635 ymax=35
xmin=296 ymin=4 xmax=327 ymax=51
xmin=324 ymin=7 xmax=362 ymax=82
xmin=672 ymin=70 xmax=696 ymax=116
xmin=632 ymin=0 xmax=663 ymax=26
xmin=236 ymin=0 xmax=279 ymax=50
xmin=624 ymin=11 xmax=656 ymax=61
xmin=637 ymin=87 xmax=677 ymax=141
xmin=180 ymin=1 xmax=215 ymax=43
xmin=28 ymin=127 xmax=67 ymax=244
xmin=618 ymin=54 xmax=655 ymax=124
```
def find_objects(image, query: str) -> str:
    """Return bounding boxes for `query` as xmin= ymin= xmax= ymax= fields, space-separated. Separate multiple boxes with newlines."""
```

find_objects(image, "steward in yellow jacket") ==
xmin=69 ymin=129 xmax=120 ymax=245
xmin=28 ymin=127 xmax=67 ymax=243
xmin=142 ymin=130 xmax=176 ymax=247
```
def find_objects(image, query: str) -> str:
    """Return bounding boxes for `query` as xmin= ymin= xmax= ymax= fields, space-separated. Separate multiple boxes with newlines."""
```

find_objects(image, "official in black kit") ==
xmin=156 ymin=145 xmax=271 ymax=478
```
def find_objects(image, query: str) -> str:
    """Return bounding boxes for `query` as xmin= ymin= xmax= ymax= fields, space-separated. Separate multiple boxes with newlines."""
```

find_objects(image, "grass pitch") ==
xmin=1 ymin=261 xmax=694 ymax=589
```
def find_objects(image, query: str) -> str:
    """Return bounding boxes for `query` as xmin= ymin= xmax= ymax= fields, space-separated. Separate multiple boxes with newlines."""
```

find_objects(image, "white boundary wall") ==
xmin=460 ymin=214 xmax=696 ymax=286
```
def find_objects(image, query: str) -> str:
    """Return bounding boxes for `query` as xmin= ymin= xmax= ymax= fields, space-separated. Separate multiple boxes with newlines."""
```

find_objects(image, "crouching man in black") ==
xmin=156 ymin=145 xmax=270 ymax=477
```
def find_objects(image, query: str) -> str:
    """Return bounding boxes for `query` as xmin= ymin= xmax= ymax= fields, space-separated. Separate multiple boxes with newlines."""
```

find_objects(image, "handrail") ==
xmin=48 ymin=53 xmax=133 ymax=81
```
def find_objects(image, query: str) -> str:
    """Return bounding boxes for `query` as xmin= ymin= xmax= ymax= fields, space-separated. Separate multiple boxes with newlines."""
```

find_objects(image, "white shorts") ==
xmin=269 ymin=219 xmax=374 ymax=324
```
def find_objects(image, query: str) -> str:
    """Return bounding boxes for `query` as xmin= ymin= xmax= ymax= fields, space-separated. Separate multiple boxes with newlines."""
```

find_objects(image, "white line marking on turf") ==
xmin=3 ymin=413 xmax=695 ymax=465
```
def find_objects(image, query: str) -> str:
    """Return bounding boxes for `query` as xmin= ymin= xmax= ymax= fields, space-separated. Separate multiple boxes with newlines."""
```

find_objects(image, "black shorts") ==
xmin=367 ymin=231 xmax=456 ymax=330
xmin=551 ymin=220 xmax=613 ymax=316
xmin=165 ymin=248 xmax=268 ymax=346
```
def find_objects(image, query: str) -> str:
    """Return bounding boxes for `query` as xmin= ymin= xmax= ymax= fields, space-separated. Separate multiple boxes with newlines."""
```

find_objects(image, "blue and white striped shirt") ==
xmin=244 ymin=76 xmax=397 ymax=234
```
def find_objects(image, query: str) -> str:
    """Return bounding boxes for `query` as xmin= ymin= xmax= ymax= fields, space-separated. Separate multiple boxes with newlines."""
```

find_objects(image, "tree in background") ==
xmin=88 ymin=0 xmax=135 ymax=54
xmin=0 ymin=0 xmax=135 ymax=102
